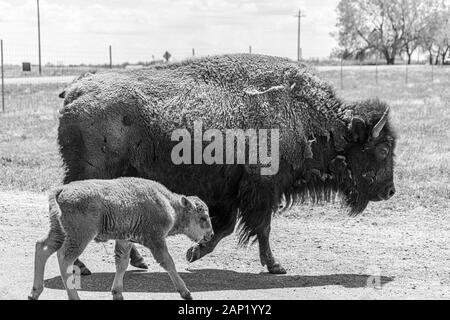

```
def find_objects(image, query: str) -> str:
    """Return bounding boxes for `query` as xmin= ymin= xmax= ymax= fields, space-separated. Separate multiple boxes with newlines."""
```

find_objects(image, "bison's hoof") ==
xmin=130 ymin=258 xmax=148 ymax=270
xmin=27 ymin=295 xmax=38 ymax=300
xmin=267 ymin=263 xmax=287 ymax=274
xmin=186 ymin=245 xmax=202 ymax=263
xmin=180 ymin=291 xmax=193 ymax=300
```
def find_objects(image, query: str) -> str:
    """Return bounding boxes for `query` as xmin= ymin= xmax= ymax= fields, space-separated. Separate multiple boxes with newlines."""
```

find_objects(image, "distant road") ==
xmin=3 ymin=75 xmax=75 ymax=85
xmin=2 ymin=65 xmax=444 ymax=85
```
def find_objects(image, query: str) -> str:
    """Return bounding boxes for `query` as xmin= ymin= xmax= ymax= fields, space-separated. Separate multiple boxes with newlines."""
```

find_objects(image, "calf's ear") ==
xmin=348 ymin=117 xmax=368 ymax=143
xmin=181 ymin=196 xmax=195 ymax=210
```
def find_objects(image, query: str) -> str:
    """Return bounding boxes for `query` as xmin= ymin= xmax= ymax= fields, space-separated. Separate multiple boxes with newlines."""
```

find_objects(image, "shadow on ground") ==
xmin=45 ymin=269 xmax=394 ymax=292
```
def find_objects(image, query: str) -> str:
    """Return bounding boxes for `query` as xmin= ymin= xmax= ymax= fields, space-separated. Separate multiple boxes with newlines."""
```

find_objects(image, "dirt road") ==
xmin=0 ymin=190 xmax=448 ymax=300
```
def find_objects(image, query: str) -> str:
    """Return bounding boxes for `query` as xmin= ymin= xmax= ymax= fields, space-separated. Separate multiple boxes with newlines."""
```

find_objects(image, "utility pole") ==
xmin=294 ymin=9 xmax=305 ymax=61
xmin=37 ymin=0 xmax=42 ymax=75
xmin=375 ymin=53 xmax=379 ymax=87
xmin=109 ymin=45 xmax=112 ymax=68
xmin=192 ymin=48 xmax=195 ymax=57
xmin=249 ymin=45 xmax=252 ymax=54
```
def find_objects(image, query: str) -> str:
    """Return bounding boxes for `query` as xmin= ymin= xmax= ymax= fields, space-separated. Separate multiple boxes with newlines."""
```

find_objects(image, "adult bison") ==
xmin=58 ymin=54 xmax=396 ymax=275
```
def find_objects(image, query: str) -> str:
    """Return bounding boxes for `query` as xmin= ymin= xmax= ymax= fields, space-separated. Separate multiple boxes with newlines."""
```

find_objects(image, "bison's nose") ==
xmin=379 ymin=184 xmax=395 ymax=200
xmin=204 ymin=231 xmax=214 ymax=242
xmin=387 ymin=186 xmax=396 ymax=199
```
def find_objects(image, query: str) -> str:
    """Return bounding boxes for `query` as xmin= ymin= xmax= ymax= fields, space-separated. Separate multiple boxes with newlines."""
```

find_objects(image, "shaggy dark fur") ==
xmin=58 ymin=54 xmax=396 ymax=273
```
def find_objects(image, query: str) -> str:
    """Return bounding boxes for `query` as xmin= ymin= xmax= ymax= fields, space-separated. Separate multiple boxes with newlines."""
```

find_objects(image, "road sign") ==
xmin=22 ymin=62 xmax=31 ymax=72
xmin=163 ymin=51 xmax=171 ymax=62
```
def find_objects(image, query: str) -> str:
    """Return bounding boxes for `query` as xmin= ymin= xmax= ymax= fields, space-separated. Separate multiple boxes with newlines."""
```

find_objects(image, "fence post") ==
xmin=340 ymin=58 xmax=343 ymax=90
xmin=431 ymin=62 xmax=434 ymax=82
xmin=109 ymin=45 xmax=112 ymax=69
xmin=192 ymin=48 xmax=195 ymax=57
xmin=405 ymin=59 xmax=408 ymax=85
xmin=249 ymin=45 xmax=252 ymax=54
xmin=375 ymin=54 xmax=378 ymax=87
xmin=1 ymin=39 xmax=4 ymax=112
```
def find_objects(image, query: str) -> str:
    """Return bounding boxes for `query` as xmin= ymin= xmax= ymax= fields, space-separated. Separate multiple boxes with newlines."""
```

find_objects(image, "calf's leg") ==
xmin=57 ymin=236 xmax=92 ymax=300
xmin=28 ymin=229 xmax=65 ymax=300
xmin=74 ymin=244 xmax=147 ymax=275
xmin=111 ymin=240 xmax=133 ymax=300
xmin=146 ymin=238 xmax=192 ymax=300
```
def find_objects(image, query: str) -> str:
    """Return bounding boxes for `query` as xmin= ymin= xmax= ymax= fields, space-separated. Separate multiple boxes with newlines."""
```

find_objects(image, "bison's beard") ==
xmin=342 ymin=188 xmax=370 ymax=217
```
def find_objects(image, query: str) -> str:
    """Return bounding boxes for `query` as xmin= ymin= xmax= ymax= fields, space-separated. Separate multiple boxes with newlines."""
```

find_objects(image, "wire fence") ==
xmin=0 ymin=40 xmax=449 ymax=114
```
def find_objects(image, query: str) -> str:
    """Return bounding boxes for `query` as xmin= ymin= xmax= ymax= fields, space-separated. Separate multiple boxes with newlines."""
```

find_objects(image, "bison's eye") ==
xmin=199 ymin=216 xmax=207 ymax=223
xmin=375 ymin=144 xmax=389 ymax=161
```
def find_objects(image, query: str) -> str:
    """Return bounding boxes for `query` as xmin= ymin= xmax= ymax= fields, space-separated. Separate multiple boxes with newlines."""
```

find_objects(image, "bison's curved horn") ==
xmin=371 ymin=106 xmax=390 ymax=139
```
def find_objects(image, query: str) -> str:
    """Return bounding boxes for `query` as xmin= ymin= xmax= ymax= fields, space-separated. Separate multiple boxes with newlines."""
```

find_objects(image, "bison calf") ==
xmin=28 ymin=177 xmax=213 ymax=300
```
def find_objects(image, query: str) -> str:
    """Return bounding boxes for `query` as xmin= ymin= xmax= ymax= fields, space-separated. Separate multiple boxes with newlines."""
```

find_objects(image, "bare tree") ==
xmin=400 ymin=0 xmax=434 ymax=64
xmin=334 ymin=0 xmax=448 ymax=65
xmin=335 ymin=0 xmax=407 ymax=64
xmin=435 ymin=8 xmax=450 ymax=64
xmin=418 ymin=2 xmax=449 ymax=65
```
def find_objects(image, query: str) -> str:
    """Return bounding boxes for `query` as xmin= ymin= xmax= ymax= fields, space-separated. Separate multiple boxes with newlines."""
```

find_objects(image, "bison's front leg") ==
xmin=186 ymin=210 xmax=237 ymax=263
xmin=129 ymin=244 xmax=148 ymax=270
xmin=258 ymin=223 xmax=286 ymax=274
xmin=186 ymin=227 xmax=234 ymax=263
xmin=74 ymin=258 xmax=92 ymax=276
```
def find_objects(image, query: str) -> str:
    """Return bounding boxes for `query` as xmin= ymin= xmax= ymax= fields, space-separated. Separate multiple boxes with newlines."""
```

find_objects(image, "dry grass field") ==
xmin=0 ymin=65 xmax=449 ymax=299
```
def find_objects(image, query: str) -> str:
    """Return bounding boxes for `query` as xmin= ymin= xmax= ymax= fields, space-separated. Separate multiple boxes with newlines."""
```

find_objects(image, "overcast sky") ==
xmin=0 ymin=0 xmax=340 ymax=64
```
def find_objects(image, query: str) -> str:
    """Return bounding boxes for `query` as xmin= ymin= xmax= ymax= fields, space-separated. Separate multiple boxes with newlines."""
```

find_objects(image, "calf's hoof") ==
xmin=28 ymin=286 xmax=42 ymax=300
xmin=186 ymin=244 xmax=202 ymax=263
xmin=180 ymin=291 xmax=193 ymax=300
xmin=130 ymin=257 xmax=148 ymax=270
xmin=112 ymin=290 xmax=124 ymax=300
xmin=267 ymin=262 xmax=287 ymax=274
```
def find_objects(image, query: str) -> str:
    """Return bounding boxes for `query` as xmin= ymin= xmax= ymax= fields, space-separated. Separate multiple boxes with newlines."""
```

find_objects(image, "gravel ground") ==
xmin=1 ymin=190 xmax=448 ymax=300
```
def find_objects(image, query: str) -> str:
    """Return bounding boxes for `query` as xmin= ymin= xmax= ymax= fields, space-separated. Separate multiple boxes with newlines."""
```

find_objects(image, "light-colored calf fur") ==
xmin=28 ymin=177 xmax=213 ymax=300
